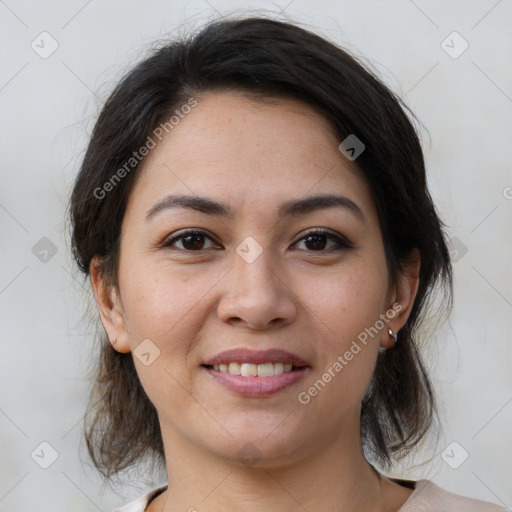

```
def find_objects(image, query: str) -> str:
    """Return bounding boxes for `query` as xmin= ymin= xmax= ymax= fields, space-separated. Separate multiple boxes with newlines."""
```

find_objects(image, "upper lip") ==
xmin=203 ymin=348 xmax=310 ymax=367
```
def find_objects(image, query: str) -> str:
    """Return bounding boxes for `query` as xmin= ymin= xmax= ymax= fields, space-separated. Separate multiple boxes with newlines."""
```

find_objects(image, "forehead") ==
xmin=147 ymin=90 xmax=345 ymax=172
xmin=126 ymin=90 xmax=377 ymax=224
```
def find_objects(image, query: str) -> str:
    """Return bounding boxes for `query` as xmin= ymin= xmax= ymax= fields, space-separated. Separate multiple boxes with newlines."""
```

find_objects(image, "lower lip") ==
xmin=203 ymin=366 xmax=310 ymax=397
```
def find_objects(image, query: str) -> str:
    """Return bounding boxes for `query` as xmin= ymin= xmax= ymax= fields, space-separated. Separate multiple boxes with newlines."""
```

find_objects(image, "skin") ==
xmin=91 ymin=91 xmax=421 ymax=512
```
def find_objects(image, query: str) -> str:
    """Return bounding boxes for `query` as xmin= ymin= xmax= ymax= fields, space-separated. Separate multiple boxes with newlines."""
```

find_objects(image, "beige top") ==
xmin=112 ymin=479 xmax=508 ymax=511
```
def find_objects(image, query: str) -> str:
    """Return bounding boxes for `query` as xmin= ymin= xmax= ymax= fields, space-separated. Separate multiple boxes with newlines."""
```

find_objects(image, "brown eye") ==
xmin=294 ymin=229 xmax=353 ymax=252
xmin=163 ymin=230 xmax=217 ymax=251
xmin=181 ymin=233 xmax=205 ymax=250
xmin=304 ymin=233 xmax=328 ymax=250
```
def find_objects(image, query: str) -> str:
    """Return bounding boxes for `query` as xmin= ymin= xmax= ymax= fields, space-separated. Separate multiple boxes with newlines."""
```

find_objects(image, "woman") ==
xmin=69 ymin=15 xmax=508 ymax=512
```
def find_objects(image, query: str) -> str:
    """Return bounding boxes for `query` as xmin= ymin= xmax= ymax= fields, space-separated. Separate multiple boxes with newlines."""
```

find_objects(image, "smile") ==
xmin=201 ymin=348 xmax=311 ymax=397
xmin=206 ymin=362 xmax=297 ymax=377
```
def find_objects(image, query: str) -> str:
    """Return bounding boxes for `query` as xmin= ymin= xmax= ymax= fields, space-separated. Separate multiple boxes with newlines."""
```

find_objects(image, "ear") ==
xmin=89 ymin=256 xmax=131 ymax=354
xmin=380 ymin=248 xmax=421 ymax=349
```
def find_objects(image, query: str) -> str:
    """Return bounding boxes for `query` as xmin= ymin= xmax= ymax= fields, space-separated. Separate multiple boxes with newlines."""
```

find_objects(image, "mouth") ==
xmin=201 ymin=348 xmax=311 ymax=397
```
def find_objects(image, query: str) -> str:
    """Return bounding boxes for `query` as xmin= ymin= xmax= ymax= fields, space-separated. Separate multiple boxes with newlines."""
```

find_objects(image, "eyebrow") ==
xmin=145 ymin=193 xmax=365 ymax=224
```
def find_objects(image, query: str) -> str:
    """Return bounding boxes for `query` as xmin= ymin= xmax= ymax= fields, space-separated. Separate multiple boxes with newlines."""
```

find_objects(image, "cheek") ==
xmin=299 ymin=259 xmax=386 ymax=392
xmin=119 ymin=254 xmax=200 ymax=334
xmin=119 ymin=266 xmax=204 ymax=406
xmin=301 ymin=259 xmax=388 ymax=338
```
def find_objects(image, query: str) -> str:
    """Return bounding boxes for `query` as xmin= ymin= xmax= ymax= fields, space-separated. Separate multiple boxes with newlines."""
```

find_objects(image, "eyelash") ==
xmin=161 ymin=228 xmax=354 ymax=253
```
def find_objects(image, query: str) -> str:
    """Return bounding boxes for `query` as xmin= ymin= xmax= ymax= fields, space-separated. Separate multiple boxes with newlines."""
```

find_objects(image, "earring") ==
xmin=388 ymin=328 xmax=398 ymax=345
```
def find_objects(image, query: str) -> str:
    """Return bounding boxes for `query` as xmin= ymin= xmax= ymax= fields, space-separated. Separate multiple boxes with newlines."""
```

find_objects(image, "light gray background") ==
xmin=1 ymin=0 xmax=511 ymax=510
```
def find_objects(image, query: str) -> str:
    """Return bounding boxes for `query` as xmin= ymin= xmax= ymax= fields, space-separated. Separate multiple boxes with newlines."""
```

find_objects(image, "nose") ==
xmin=216 ymin=244 xmax=298 ymax=331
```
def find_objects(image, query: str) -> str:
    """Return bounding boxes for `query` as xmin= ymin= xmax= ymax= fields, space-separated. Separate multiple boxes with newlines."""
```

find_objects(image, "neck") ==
xmin=150 ymin=416 xmax=386 ymax=512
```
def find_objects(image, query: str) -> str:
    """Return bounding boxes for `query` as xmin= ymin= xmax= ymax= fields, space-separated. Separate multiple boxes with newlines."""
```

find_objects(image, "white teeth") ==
xmin=257 ymin=363 xmax=274 ymax=377
xmin=241 ymin=363 xmax=257 ymax=377
xmin=228 ymin=362 xmax=241 ymax=375
xmin=210 ymin=362 xmax=298 ymax=377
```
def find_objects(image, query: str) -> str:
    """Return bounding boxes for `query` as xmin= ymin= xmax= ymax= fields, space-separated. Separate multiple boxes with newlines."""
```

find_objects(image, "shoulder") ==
xmin=398 ymin=479 xmax=509 ymax=512
xmin=111 ymin=483 xmax=168 ymax=512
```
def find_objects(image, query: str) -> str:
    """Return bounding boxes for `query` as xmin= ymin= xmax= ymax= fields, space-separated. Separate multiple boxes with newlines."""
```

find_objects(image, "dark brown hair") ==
xmin=69 ymin=14 xmax=453 ymax=484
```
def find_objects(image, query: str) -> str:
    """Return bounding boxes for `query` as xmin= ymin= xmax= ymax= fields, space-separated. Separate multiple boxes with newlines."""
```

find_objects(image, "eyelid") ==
xmin=293 ymin=228 xmax=354 ymax=249
xmin=161 ymin=227 xmax=354 ymax=252
xmin=161 ymin=228 xmax=220 ymax=249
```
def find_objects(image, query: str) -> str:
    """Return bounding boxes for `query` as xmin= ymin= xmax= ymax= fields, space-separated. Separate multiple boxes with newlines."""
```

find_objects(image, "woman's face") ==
xmin=94 ymin=91 xmax=417 ymax=467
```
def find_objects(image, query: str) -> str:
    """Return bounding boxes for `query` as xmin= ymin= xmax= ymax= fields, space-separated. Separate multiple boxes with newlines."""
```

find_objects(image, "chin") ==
xmin=197 ymin=415 xmax=316 ymax=468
